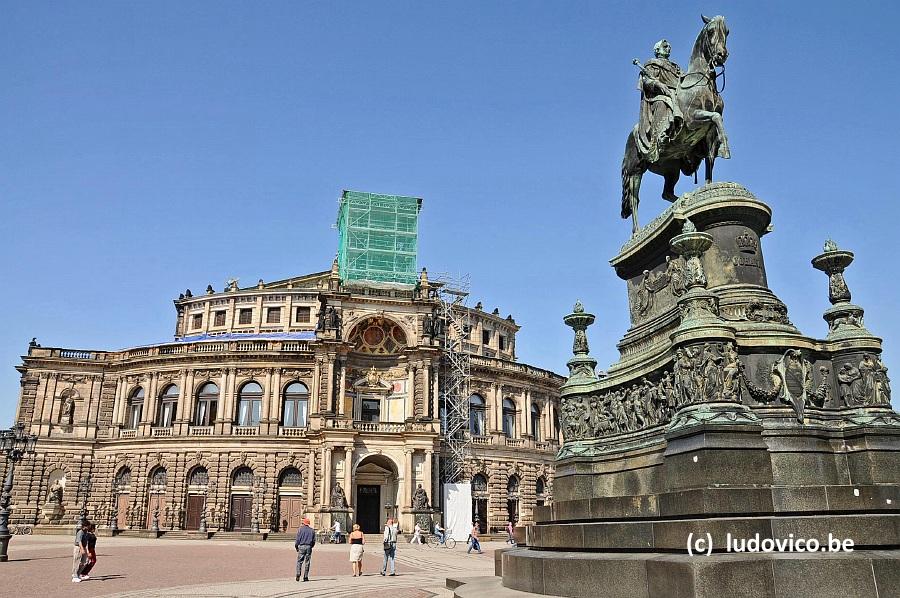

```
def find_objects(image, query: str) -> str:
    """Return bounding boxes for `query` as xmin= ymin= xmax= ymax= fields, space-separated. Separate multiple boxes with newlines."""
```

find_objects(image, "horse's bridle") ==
xmin=680 ymin=63 xmax=726 ymax=95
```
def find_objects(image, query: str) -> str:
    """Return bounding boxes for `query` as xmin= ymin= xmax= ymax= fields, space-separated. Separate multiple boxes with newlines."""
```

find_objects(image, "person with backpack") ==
xmin=381 ymin=518 xmax=398 ymax=576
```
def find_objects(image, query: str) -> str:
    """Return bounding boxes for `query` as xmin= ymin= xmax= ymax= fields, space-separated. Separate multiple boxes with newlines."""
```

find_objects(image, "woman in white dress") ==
xmin=348 ymin=523 xmax=365 ymax=576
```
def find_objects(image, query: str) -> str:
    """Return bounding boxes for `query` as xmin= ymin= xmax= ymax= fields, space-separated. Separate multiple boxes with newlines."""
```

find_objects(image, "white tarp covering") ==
xmin=443 ymin=482 xmax=472 ymax=543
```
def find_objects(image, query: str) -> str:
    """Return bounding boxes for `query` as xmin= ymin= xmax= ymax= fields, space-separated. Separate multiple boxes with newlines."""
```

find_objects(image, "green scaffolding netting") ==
xmin=337 ymin=190 xmax=422 ymax=285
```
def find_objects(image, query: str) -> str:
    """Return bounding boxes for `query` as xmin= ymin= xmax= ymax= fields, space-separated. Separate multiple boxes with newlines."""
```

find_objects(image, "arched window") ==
xmin=236 ymin=382 xmax=263 ymax=427
xmin=114 ymin=466 xmax=132 ymax=490
xmin=149 ymin=467 xmax=167 ymax=491
xmin=194 ymin=383 xmax=219 ymax=426
xmin=502 ymin=398 xmax=517 ymax=438
xmin=282 ymin=382 xmax=309 ymax=428
xmin=279 ymin=467 xmax=303 ymax=488
xmin=157 ymin=384 xmax=179 ymax=428
xmin=472 ymin=474 xmax=488 ymax=494
xmin=469 ymin=394 xmax=486 ymax=436
xmin=507 ymin=475 xmax=520 ymax=524
xmin=126 ymin=388 xmax=144 ymax=429
xmin=530 ymin=403 xmax=541 ymax=441
xmin=232 ymin=466 xmax=254 ymax=487
xmin=536 ymin=477 xmax=547 ymax=507
xmin=188 ymin=466 xmax=208 ymax=487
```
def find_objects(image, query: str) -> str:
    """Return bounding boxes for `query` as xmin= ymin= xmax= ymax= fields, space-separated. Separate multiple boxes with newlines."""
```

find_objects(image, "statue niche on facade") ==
xmin=330 ymin=483 xmax=348 ymax=508
xmin=621 ymin=15 xmax=731 ymax=234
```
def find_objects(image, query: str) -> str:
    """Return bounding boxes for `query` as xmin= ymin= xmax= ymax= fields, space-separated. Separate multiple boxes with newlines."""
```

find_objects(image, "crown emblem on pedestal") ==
xmin=735 ymin=233 xmax=758 ymax=252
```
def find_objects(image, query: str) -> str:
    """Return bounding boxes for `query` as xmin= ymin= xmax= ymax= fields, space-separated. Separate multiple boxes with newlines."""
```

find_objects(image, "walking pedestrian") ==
xmin=294 ymin=517 xmax=316 ymax=582
xmin=467 ymin=521 xmax=482 ymax=554
xmin=78 ymin=523 xmax=98 ymax=580
xmin=331 ymin=518 xmax=342 ymax=543
xmin=409 ymin=522 xmax=423 ymax=545
xmin=506 ymin=520 xmax=516 ymax=545
xmin=348 ymin=523 xmax=365 ymax=577
xmin=71 ymin=521 xmax=89 ymax=583
xmin=380 ymin=517 xmax=398 ymax=576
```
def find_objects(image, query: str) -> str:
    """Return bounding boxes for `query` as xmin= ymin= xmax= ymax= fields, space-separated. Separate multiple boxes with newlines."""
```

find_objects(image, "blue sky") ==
xmin=2 ymin=1 xmax=898 ymax=423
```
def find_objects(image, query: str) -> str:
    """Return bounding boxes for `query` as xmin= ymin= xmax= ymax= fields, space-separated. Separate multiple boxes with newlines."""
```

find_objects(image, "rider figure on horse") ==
xmin=635 ymin=40 xmax=684 ymax=166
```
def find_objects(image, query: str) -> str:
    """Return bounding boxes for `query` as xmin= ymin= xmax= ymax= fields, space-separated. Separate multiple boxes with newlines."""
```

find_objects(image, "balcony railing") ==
xmin=353 ymin=421 xmax=406 ymax=433
xmin=471 ymin=435 xmax=494 ymax=445
xmin=505 ymin=438 xmax=525 ymax=448
xmin=234 ymin=426 xmax=259 ymax=436
xmin=189 ymin=426 xmax=213 ymax=436
xmin=151 ymin=427 xmax=173 ymax=437
xmin=535 ymin=440 xmax=552 ymax=451
xmin=279 ymin=427 xmax=308 ymax=437
xmin=120 ymin=429 xmax=137 ymax=439
xmin=59 ymin=349 xmax=94 ymax=359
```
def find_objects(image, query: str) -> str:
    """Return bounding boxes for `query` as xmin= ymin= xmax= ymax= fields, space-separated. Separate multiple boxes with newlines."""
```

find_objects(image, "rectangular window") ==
xmin=158 ymin=401 xmax=176 ymax=428
xmin=238 ymin=399 xmax=262 ymax=426
xmin=238 ymin=309 xmax=252 ymax=325
xmin=191 ymin=314 xmax=203 ymax=329
xmin=195 ymin=399 xmax=217 ymax=426
xmin=361 ymin=398 xmax=381 ymax=423
xmin=214 ymin=311 xmax=226 ymax=327
xmin=482 ymin=329 xmax=491 ymax=345
xmin=499 ymin=335 xmax=507 ymax=351
xmin=295 ymin=306 xmax=311 ymax=323
xmin=266 ymin=307 xmax=281 ymax=324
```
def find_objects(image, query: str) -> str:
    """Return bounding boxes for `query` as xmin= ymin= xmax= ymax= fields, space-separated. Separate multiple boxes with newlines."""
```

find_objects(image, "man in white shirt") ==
xmin=331 ymin=519 xmax=342 ymax=543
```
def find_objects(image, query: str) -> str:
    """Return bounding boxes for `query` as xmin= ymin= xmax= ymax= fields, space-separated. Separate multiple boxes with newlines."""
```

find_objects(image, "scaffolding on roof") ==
xmin=434 ymin=272 xmax=472 ymax=485
xmin=336 ymin=190 xmax=423 ymax=285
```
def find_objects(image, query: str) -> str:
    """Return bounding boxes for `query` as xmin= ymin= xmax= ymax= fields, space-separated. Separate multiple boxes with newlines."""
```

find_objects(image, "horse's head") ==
xmin=700 ymin=14 xmax=729 ymax=67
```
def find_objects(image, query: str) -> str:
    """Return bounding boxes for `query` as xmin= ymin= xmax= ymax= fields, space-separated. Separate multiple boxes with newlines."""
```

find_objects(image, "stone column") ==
xmin=406 ymin=364 xmax=415 ymax=420
xmin=423 ymin=449 xmax=433 ymax=505
xmin=270 ymin=368 xmax=282 ymax=426
xmin=493 ymin=384 xmax=503 ymax=433
xmin=310 ymin=358 xmax=321 ymax=416
xmin=218 ymin=369 xmax=233 ymax=434
xmin=326 ymin=357 xmax=335 ymax=413
xmin=402 ymin=449 xmax=413 ymax=508
xmin=431 ymin=364 xmax=440 ymax=420
xmin=143 ymin=373 xmax=159 ymax=434
xmin=322 ymin=447 xmax=332 ymax=507
xmin=524 ymin=390 xmax=533 ymax=438
xmin=176 ymin=369 xmax=191 ymax=433
xmin=307 ymin=451 xmax=316 ymax=507
xmin=338 ymin=358 xmax=347 ymax=417
xmin=422 ymin=359 xmax=431 ymax=418
xmin=110 ymin=377 xmax=124 ymax=429
xmin=343 ymin=446 xmax=353 ymax=506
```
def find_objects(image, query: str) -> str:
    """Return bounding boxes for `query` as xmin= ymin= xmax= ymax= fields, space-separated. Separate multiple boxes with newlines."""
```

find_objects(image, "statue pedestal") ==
xmin=324 ymin=508 xmax=352 ymax=537
xmin=499 ymin=183 xmax=900 ymax=597
xmin=410 ymin=509 xmax=438 ymax=532
xmin=40 ymin=502 xmax=65 ymax=525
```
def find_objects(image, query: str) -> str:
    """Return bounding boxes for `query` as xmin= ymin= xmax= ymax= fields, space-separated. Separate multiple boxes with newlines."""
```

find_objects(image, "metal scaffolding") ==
xmin=434 ymin=272 xmax=472 ymax=484
xmin=336 ymin=190 xmax=422 ymax=285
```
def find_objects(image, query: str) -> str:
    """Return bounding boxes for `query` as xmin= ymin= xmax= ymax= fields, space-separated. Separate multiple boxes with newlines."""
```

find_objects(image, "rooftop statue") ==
xmin=622 ymin=15 xmax=731 ymax=235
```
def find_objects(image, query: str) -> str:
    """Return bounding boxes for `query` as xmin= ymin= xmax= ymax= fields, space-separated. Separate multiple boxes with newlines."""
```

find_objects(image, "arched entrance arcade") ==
xmin=353 ymin=454 xmax=399 ymax=533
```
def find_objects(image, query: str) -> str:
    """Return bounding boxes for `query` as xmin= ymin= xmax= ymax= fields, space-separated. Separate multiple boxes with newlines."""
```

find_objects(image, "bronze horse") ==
xmin=621 ymin=15 xmax=731 ymax=234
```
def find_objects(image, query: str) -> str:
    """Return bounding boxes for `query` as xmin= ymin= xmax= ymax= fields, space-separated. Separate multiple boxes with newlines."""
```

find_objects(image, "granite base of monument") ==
xmin=487 ymin=182 xmax=900 ymax=598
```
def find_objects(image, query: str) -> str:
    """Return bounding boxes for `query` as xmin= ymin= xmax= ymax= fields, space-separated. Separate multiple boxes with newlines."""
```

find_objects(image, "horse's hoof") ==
xmin=662 ymin=192 xmax=678 ymax=202
xmin=719 ymin=146 xmax=731 ymax=159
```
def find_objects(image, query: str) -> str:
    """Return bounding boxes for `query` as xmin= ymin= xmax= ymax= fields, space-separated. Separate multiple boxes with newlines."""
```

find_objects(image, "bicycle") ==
xmin=424 ymin=533 xmax=456 ymax=549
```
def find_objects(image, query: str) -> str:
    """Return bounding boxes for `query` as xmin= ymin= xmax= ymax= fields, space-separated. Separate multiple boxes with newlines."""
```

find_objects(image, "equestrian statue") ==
xmin=621 ymin=15 xmax=731 ymax=235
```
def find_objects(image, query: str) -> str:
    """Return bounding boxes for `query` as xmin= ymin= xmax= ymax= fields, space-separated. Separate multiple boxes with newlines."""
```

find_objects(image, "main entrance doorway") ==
xmin=230 ymin=495 xmax=252 ymax=531
xmin=185 ymin=494 xmax=205 ymax=530
xmin=356 ymin=485 xmax=381 ymax=533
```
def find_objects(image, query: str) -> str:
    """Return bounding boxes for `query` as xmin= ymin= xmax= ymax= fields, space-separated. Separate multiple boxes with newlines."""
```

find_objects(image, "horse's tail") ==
xmin=621 ymin=129 xmax=639 ymax=219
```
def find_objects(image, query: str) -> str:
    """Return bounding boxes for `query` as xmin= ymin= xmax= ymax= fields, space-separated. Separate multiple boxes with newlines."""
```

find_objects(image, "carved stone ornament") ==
xmin=59 ymin=374 xmax=88 ymax=383
xmin=742 ymin=349 xmax=830 ymax=421
xmin=745 ymin=299 xmax=791 ymax=325
xmin=838 ymin=353 xmax=892 ymax=408
xmin=633 ymin=256 xmax=686 ymax=318
xmin=237 ymin=368 xmax=267 ymax=378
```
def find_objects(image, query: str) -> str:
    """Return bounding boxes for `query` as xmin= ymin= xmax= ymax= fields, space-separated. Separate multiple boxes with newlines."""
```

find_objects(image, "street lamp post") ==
xmin=76 ymin=474 xmax=91 ymax=530
xmin=0 ymin=423 xmax=38 ymax=562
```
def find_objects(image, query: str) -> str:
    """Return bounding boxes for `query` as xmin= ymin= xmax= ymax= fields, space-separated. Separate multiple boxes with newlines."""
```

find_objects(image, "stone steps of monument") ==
xmin=157 ymin=530 xmax=214 ymax=540
xmin=527 ymin=511 xmax=900 ymax=551
xmin=540 ymin=483 xmax=900 ymax=523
